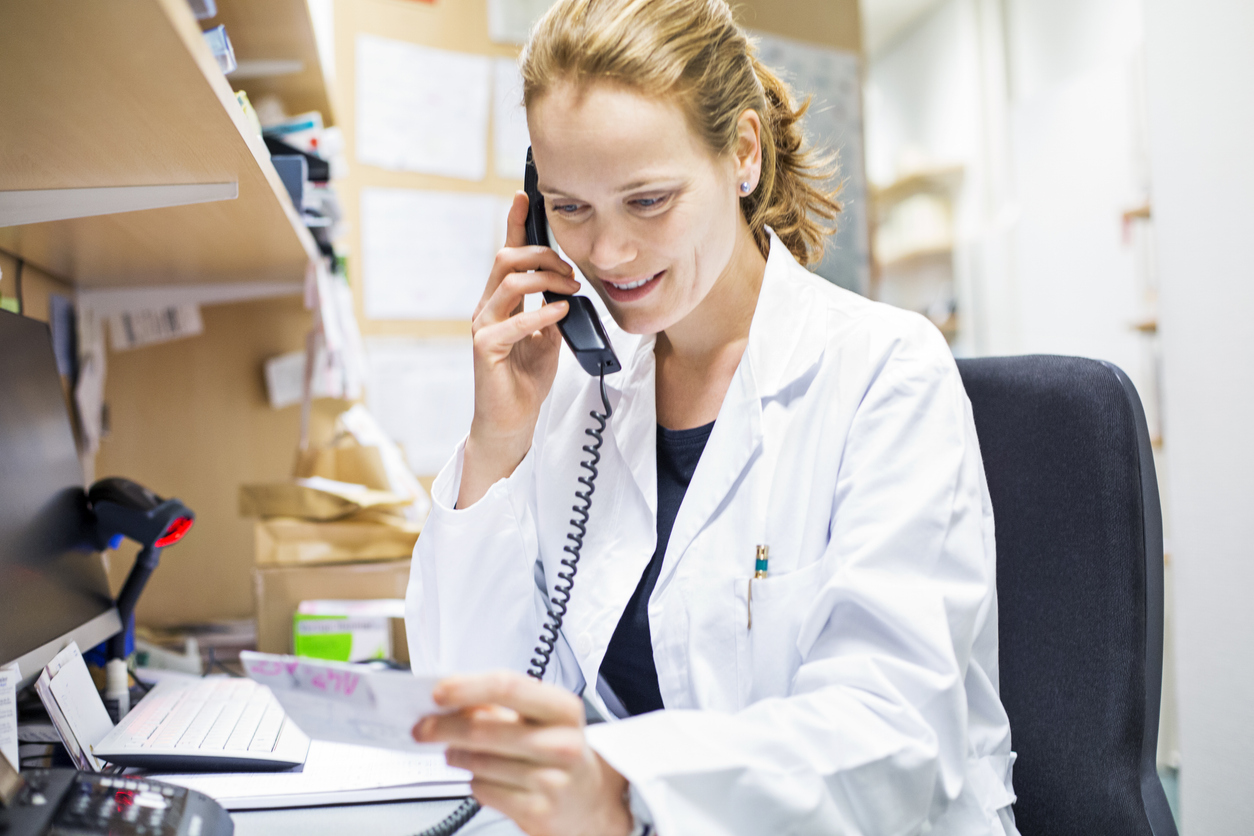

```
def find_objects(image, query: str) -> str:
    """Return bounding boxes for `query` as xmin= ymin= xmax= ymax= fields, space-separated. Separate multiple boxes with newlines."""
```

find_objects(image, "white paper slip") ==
xmin=152 ymin=740 xmax=470 ymax=811
xmin=240 ymin=652 xmax=446 ymax=753
xmin=0 ymin=663 xmax=19 ymax=770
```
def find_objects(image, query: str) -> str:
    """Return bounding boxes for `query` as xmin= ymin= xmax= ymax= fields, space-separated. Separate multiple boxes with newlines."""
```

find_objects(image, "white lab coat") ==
xmin=406 ymin=232 xmax=1019 ymax=836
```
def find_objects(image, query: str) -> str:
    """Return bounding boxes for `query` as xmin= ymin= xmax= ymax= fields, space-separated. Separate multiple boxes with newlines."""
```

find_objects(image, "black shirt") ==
xmin=598 ymin=420 xmax=715 ymax=716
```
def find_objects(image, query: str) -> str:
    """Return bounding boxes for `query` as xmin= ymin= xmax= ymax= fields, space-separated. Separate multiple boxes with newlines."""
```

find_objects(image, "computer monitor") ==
xmin=0 ymin=309 xmax=120 ymax=691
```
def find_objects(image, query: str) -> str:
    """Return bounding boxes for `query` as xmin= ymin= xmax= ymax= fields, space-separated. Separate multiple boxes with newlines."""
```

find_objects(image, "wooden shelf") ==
xmin=0 ymin=0 xmax=317 ymax=288
xmin=870 ymin=166 xmax=964 ymax=210
xmin=211 ymin=0 xmax=335 ymax=126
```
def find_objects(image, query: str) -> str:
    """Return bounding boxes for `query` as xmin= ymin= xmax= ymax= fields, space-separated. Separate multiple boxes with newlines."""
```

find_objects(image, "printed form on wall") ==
xmin=752 ymin=32 xmax=870 ymax=295
xmin=361 ymin=188 xmax=511 ymax=321
xmin=494 ymin=57 xmax=531 ymax=181
xmin=356 ymin=34 xmax=492 ymax=180
xmin=366 ymin=337 xmax=474 ymax=478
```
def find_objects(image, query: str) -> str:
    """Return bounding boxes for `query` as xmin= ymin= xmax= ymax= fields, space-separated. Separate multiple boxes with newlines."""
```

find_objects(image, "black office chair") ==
xmin=956 ymin=356 xmax=1178 ymax=836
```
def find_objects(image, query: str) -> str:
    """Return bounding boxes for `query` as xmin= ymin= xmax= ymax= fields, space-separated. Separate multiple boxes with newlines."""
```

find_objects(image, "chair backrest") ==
xmin=955 ymin=356 xmax=1177 ymax=836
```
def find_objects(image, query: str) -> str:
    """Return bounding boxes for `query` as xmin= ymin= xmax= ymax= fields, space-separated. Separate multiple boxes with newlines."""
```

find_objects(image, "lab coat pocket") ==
xmin=732 ymin=559 xmax=827 ymax=706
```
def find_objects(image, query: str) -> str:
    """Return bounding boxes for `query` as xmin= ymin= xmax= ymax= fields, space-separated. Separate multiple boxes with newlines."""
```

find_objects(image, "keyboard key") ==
xmin=199 ymin=702 xmax=246 ymax=750
xmin=247 ymin=704 xmax=285 ymax=752
xmin=175 ymin=702 xmax=225 ymax=749
xmin=223 ymin=703 xmax=267 ymax=751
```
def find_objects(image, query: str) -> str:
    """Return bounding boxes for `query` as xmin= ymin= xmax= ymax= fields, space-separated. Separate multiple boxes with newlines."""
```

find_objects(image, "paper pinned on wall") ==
xmin=365 ymin=337 xmax=474 ymax=477
xmin=751 ymin=33 xmax=870 ymax=295
xmin=493 ymin=57 xmax=531 ymax=180
xmin=356 ymin=34 xmax=492 ymax=180
xmin=487 ymin=0 xmax=556 ymax=45
xmin=362 ymin=188 xmax=502 ymax=321
xmin=108 ymin=304 xmax=204 ymax=351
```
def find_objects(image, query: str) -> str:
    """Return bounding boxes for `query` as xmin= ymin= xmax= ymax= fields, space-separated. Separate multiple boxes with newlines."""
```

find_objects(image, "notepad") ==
xmin=151 ymin=739 xmax=469 ymax=810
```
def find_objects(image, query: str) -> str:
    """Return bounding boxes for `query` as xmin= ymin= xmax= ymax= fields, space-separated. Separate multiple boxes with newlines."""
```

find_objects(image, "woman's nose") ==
xmin=588 ymin=221 xmax=637 ymax=273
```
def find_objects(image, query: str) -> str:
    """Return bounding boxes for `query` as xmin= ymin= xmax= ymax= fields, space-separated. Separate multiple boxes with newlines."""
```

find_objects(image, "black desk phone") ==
xmin=0 ymin=761 xmax=232 ymax=836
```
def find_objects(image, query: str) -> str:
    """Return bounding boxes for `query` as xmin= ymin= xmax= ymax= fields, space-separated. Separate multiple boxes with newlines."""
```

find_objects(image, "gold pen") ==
xmin=748 ymin=544 xmax=769 ymax=629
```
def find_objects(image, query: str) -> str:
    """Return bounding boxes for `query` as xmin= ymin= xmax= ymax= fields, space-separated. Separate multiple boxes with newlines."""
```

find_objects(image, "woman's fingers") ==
xmin=419 ymin=711 xmax=584 ymax=766
xmin=434 ymin=671 xmax=585 ymax=727
xmin=504 ymin=190 xmax=530 ymax=250
xmin=474 ymin=243 xmax=574 ymax=321
xmin=473 ymin=302 xmax=568 ymax=359
xmin=447 ymin=749 xmax=574 ymax=795
xmin=476 ymin=270 xmax=579 ymax=327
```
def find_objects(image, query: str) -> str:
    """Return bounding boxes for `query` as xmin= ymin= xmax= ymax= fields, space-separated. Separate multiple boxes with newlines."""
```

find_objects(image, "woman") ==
xmin=407 ymin=1 xmax=1018 ymax=834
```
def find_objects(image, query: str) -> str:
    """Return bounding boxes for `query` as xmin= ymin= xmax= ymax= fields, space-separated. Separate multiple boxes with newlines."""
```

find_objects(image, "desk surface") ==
xmin=232 ymin=799 xmax=526 ymax=836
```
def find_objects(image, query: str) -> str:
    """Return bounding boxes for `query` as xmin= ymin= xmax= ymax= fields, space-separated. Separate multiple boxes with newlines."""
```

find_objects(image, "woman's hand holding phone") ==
xmin=459 ymin=191 xmax=581 ymax=509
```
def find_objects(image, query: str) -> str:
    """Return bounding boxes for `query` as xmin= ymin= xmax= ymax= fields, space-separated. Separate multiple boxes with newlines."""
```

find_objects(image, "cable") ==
xmin=414 ymin=371 xmax=613 ymax=836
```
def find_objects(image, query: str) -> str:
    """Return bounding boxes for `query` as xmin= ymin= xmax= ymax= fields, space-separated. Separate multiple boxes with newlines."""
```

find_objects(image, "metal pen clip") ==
xmin=748 ymin=544 xmax=769 ymax=629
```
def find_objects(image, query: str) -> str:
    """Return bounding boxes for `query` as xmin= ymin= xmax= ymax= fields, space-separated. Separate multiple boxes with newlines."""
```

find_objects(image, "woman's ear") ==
xmin=734 ymin=109 xmax=763 ymax=194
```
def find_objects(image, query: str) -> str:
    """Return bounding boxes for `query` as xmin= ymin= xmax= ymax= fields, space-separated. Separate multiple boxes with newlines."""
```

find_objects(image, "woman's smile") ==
xmin=598 ymin=270 xmax=665 ymax=302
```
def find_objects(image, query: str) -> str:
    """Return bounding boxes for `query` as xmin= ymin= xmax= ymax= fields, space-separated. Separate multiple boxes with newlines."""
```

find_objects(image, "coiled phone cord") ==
xmin=415 ymin=372 xmax=614 ymax=836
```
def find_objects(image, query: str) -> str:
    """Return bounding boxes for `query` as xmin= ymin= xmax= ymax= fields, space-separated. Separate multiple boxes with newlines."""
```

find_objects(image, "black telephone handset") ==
xmin=524 ymin=148 xmax=621 ymax=377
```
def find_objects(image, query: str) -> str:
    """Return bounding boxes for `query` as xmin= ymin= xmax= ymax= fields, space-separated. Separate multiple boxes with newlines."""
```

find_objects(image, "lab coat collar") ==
xmin=745 ymin=229 xmax=830 ymax=400
xmin=599 ymin=231 xmax=829 ymax=585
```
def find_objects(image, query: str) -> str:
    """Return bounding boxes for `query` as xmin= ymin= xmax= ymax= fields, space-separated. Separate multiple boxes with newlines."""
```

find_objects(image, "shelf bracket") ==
xmin=0 ymin=182 xmax=239 ymax=227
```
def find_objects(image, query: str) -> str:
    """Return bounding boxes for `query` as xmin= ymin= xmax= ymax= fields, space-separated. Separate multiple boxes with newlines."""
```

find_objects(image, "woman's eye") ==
xmin=551 ymin=203 xmax=583 ymax=215
xmin=631 ymin=195 xmax=670 ymax=210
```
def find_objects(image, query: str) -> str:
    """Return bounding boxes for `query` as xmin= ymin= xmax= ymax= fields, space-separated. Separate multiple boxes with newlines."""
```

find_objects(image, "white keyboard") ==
xmin=93 ymin=677 xmax=310 ymax=771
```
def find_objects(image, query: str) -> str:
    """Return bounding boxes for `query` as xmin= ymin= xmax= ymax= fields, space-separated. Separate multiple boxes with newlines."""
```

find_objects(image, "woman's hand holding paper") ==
xmin=413 ymin=671 xmax=632 ymax=836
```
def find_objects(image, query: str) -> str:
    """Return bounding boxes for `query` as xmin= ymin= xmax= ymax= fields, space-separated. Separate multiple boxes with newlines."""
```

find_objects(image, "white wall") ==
xmin=1002 ymin=0 xmax=1154 ymax=407
xmin=1144 ymin=0 xmax=1254 ymax=830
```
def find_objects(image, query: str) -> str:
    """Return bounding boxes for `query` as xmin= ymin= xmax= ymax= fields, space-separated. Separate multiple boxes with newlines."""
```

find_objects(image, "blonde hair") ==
xmin=520 ymin=0 xmax=841 ymax=266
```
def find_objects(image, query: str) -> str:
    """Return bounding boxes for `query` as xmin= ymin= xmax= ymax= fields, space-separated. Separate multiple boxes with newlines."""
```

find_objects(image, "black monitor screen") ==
xmin=0 ymin=310 xmax=114 ymax=673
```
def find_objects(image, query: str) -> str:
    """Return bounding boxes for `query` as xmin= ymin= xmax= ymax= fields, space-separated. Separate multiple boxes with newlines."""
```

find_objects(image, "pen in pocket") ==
xmin=748 ymin=544 xmax=769 ymax=629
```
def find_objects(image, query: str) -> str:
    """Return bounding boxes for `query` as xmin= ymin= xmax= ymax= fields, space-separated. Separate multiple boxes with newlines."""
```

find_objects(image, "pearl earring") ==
xmin=740 ymin=181 xmax=752 ymax=194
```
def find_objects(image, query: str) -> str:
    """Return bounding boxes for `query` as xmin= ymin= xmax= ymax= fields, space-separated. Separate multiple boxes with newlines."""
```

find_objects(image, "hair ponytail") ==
xmin=742 ymin=55 xmax=841 ymax=265
xmin=521 ymin=0 xmax=842 ymax=266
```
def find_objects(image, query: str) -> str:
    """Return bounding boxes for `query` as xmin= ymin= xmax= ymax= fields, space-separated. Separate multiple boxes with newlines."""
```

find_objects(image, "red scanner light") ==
xmin=155 ymin=516 xmax=194 ymax=547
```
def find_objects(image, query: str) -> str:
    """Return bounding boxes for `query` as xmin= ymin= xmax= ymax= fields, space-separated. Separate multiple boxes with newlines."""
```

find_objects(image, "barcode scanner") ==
xmin=86 ymin=477 xmax=194 ymax=720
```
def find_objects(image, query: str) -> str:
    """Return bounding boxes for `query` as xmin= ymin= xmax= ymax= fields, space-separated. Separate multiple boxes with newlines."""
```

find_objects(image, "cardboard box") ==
xmin=254 ymin=560 xmax=411 ymax=662
xmin=294 ymin=443 xmax=391 ymax=490
xmin=293 ymin=599 xmax=407 ymax=662
xmin=239 ymin=480 xmax=411 ymax=521
xmin=253 ymin=517 xmax=421 ymax=567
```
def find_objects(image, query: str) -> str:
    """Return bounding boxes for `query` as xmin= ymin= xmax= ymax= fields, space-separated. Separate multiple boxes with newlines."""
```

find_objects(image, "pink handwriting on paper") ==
xmin=246 ymin=659 xmax=300 ymax=678
xmin=294 ymin=662 xmax=374 ymax=706
xmin=307 ymin=666 xmax=360 ymax=697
